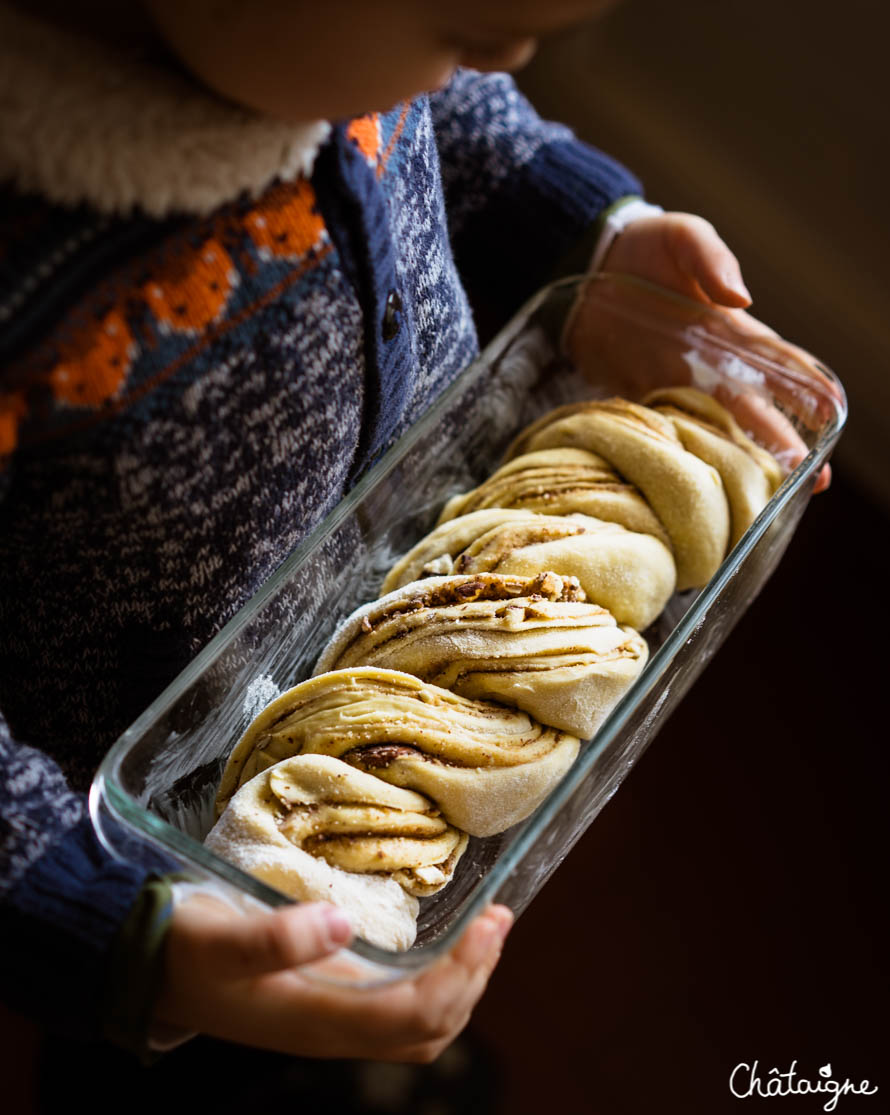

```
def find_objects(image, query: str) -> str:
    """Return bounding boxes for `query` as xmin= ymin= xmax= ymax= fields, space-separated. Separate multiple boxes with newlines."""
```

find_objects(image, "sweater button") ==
xmin=381 ymin=290 xmax=402 ymax=341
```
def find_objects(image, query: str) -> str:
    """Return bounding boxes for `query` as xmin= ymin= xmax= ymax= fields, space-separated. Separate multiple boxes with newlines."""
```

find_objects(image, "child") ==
xmin=0 ymin=0 xmax=827 ymax=1069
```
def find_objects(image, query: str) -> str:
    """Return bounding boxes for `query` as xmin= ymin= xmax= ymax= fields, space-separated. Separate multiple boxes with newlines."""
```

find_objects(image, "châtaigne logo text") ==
xmin=729 ymin=1061 xmax=878 ymax=1112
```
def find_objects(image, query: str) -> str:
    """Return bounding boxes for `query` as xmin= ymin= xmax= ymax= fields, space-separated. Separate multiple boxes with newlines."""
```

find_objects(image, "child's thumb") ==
xmin=209 ymin=902 xmax=353 ymax=979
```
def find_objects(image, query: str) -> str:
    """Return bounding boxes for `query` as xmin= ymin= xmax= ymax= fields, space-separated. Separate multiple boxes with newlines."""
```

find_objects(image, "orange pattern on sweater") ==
xmin=347 ymin=113 xmax=381 ymax=165
xmin=50 ymin=308 xmax=135 ymax=407
xmin=143 ymin=237 xmax=236 ymax=332
xmin=0 ymin=390 xmax=27 ymax=456
xmin=244 ymin=180 xmax=326 ymax=261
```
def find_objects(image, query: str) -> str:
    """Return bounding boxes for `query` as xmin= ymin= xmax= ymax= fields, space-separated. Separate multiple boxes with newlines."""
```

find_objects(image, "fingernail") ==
xmin=724 ymin=270 xmax=751 ymax=302
xmin=321 ymin=905 xmax=353 ymax=947
xmin=494 ymin=909 xmax=514 ymax=945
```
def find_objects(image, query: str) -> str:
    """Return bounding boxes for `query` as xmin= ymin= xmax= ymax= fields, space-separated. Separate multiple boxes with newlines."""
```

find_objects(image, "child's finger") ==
xmin=719 ymin=307 xmax=844 ymax=418
xmin=411 ymin=905 xmax=512 ymax=1035
xmin=447 ymin=904 xmax=513 ymax=976
xmin=199 ymin=902 xmax=353 ymax=979
xmin=668 ymin=216 xmax=752 ymax=308
xmin=713 ymin=386 xmax=833 ymax=493
xmin=813 ymin=463 xmax=832 ymax=494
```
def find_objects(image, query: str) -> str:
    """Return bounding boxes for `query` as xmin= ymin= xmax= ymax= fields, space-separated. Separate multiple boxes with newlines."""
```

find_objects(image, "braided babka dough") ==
xmin=314 ymin=573 xmax=648 ymax=740
xmin=503 ymin=398 xmax=731 ymax=590
xmin=206 ymin=754 xmax=460 ymax=950
xmin=380 ymin=507 xmax=676 ymax=630
xmin=643 ymin=387 xmax=783 ymax=548
xmin=209 ymin=389 xmax=783 ymax=944
xmin=437 ymin=447 xmax=670 ymax=545
xmin=217 ymin=667 xmax=580 ymax=838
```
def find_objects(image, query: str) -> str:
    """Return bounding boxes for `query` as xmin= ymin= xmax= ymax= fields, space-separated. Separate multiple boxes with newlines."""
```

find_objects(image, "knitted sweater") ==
xmin=0 ymin=8 xmax=641 ymax=1041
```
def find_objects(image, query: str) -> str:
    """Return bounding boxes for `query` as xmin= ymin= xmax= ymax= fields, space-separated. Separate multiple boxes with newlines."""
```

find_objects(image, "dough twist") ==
xmin=381 ymin=508 xmax=675 ymax=630
xmin=437 ymin=447 xmax=670 ymax=545
xmin=207 ymin=754 xmax=461 ymax=951
xmin=218 ymin=666 xmax=581 ymax=837
xmin=643 ymin=387 xmax=783 ymax=548
xmin=314 ymin=573 xmax=648 ymax=741
xmin=504 ymin=398 xmax=730 ymax=590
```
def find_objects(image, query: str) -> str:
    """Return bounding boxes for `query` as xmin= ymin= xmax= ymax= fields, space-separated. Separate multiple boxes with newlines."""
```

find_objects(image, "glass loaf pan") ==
xmin=91 ymin=273 xmax=847 ymax=985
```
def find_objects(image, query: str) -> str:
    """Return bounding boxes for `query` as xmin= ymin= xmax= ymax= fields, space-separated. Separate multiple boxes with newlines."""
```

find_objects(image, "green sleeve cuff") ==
xmin=534 ymin=194 xmax=647 ymax=350
xmin=102 ymin=873 xmax=182 ymax=1062
xmin=545 ymin=194 xmax=644 ymax=283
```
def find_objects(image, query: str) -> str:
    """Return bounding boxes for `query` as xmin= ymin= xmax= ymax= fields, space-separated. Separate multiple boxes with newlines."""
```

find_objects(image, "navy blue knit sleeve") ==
xmin=429 ymin=69 xmax=642 ymax=326
xmin=0 ymin=716 xmax=175 ymax=1038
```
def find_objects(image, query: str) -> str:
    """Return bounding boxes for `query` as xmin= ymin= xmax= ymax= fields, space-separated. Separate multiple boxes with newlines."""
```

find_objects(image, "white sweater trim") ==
xmin=0 ymin=4 xmax=329 ymax=218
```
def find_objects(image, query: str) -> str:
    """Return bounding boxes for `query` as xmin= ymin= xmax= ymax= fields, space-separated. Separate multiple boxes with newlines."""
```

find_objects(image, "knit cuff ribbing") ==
xmin=1 ymin=813 xmax=179 ymax=1042
xmin=452 ymin=135 xmax=642 ymax=331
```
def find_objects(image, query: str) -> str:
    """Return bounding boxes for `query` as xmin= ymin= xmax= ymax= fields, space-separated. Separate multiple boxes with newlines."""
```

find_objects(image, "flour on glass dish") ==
xmin=243 ymin=674 xmax=282 ymax=722
xmin=684 ymin=348 xmax=764 ymax=400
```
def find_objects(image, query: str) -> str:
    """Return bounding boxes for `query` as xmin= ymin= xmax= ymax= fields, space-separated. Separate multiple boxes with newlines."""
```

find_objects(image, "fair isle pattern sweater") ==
xmin=0 ymin=59 xmax=640 ymax=1037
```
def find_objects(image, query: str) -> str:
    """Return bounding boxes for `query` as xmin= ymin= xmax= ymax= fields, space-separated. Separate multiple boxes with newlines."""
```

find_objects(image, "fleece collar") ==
xmin=0 ymin=5 xmax=330 ymax=218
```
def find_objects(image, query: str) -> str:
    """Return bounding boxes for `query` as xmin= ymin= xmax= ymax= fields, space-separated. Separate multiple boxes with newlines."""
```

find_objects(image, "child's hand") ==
xmin=154 ymin=896 xmax=512 ymax=1062
xmin=602 ymin=212 xmax=752 ymax=309
xmin=567 ymin=212 xmax=840 ymax=492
